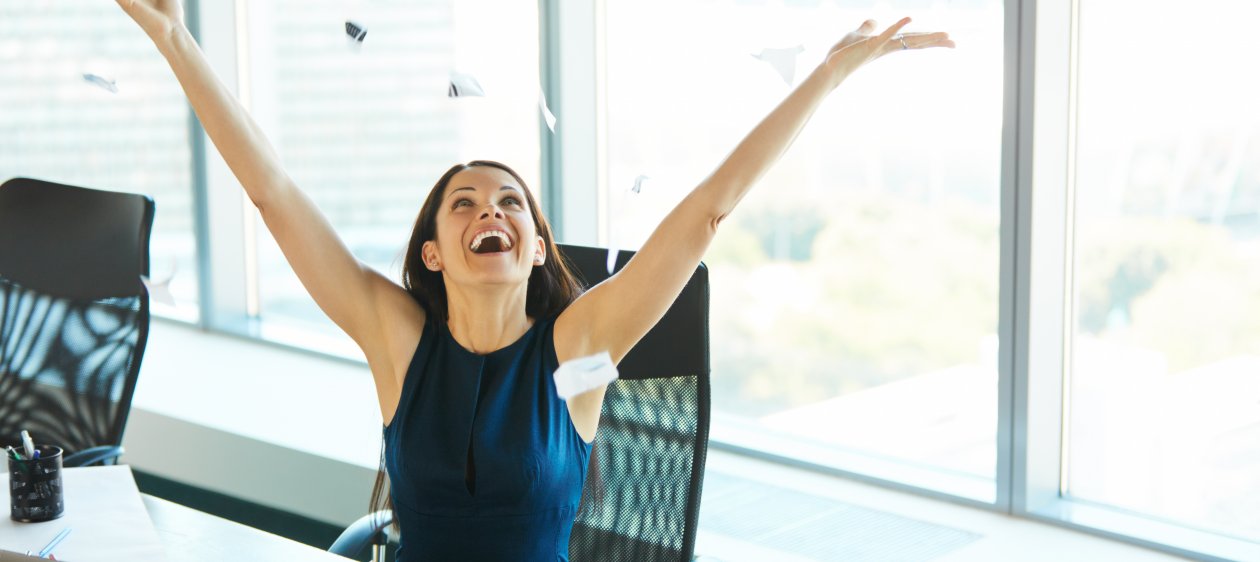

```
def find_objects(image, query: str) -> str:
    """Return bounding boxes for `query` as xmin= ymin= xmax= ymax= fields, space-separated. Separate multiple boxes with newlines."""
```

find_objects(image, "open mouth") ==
xmin=470 ymin=230 xmax=513 ymax=254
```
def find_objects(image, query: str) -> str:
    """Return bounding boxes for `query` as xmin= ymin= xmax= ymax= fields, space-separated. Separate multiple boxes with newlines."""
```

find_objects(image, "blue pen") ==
xmin=38 ymin=527 xmax=71 ymax=558
xmin=32 ymin=449 xmax=40 ymax=460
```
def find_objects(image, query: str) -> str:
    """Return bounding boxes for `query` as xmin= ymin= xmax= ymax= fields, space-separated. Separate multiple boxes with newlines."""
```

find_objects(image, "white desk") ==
xmin=3 ymin=466 xmax=350 ymax=561
xmin=142 ymin=494 xmax=350 ymax=562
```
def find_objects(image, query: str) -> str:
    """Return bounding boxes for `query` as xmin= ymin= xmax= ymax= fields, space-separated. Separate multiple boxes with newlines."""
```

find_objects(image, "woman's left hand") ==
xmin=815 ymin=17 xmax=955 ymax=89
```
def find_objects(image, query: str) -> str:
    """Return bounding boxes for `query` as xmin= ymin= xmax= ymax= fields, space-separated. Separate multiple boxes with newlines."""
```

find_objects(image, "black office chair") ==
xmin=329 ymin=510 xmax=394 ymax=561
xmin=0 ymin=177 xmax=155 ymax=467
xmin=565 ymin=244 xmax=711 ymax=562
xmin=330 ymin=243 xmax=711 ymax=562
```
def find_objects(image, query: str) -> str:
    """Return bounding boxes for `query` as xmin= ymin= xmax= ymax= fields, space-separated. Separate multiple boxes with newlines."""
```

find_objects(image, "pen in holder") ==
xmin=9 ymin=445 xmax=64 ymax=522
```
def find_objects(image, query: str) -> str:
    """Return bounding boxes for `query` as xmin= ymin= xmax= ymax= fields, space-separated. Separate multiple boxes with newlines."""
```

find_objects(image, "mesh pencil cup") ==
xmin=9 ymin=445 xmax=64 ymax=522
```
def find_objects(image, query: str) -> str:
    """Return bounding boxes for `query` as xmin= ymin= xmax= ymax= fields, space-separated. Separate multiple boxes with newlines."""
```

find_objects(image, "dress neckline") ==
xmin=440 ymin=316 xmax=538 ymax=359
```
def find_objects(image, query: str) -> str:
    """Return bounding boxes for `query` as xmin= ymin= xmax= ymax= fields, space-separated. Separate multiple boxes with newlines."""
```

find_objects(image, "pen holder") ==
xmin=9 ymin=445 xmax=64 ymax=522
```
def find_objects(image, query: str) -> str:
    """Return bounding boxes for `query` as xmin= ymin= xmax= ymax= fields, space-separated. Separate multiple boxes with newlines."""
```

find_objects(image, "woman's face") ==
xmin=424 ymin=167 xmax=544 ymax=289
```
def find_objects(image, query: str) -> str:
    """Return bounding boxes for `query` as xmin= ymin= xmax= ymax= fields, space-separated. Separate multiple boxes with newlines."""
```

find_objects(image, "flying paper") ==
xmin=539 ymin=86 xmax=557 ymax=133
xmin=607 ymin=175 xmax=649 ymax=274
xmin=82 ymin=73 xmax=118 ymax=93
xmin=448 ymin=73 xmax=485 ymax=97
xmin=554 ymin=351 xmax=618 ymax=400
xmin=605 ymin=248 xmax=619 ymax=276
xmin=630 ymin=174 xmax=648 ymax=194
xmin=345 ymin=21 xmax=368 ymax=42
xmin=751 ymin=45 xmax=804 ymax=85
xmin=140 ymin=262 xmax=177 ymax=306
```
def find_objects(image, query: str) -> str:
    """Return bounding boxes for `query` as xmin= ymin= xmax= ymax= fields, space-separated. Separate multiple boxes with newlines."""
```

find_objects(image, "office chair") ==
xmin=0 ymin=177 xmax=155 ymax=467
xmin=330 ymin=243 xmax=711 ymax=562
xmin=330 ymin=510 xmax=394 ymax=561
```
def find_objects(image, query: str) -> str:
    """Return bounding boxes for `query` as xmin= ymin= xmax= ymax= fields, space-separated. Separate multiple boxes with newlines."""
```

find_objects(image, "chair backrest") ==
xmin=0 ymin=177 xmax=154 ymax=456
xmin=557 ymin=244 xmax=711 ymax=562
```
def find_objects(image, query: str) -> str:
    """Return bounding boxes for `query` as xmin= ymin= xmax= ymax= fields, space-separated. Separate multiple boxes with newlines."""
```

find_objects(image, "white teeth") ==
xmin=469 ymin=230 xmax=513 ymax=252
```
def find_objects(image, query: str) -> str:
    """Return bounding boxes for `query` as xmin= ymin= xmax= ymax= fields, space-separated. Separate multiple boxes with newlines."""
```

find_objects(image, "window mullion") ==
xmin=1011 ymin=0 xmax=1075 ymax=516
xmin=189 ymin=0 xmax=254 ymax=334
xmin=539 ymin=0 xmax=603 ymax=246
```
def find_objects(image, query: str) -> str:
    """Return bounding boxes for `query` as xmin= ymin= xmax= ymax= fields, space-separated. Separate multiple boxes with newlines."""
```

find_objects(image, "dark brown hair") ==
xmin=368 ymin=160 xmax=583 ymax=532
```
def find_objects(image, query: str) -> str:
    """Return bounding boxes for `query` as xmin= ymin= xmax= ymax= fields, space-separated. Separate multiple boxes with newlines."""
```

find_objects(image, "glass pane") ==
xmin=0 ymin=0 xmax=198 ymax=320
xmin=1069 ymin=0 xmax=1260 ymax=543
xmin=603 ymin=0 xmax=1002 ymax=487
xmin=251 ymin=0 xmax=540 ymax=339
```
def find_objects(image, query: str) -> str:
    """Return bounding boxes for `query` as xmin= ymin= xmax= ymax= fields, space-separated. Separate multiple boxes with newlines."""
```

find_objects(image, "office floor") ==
xmin=695 ymin=448 xmax=1190 ymax=562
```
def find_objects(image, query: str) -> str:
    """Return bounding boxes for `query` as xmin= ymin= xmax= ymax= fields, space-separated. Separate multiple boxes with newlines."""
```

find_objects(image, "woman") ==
xmin=115 ymin=1 xmax=952 ymax=559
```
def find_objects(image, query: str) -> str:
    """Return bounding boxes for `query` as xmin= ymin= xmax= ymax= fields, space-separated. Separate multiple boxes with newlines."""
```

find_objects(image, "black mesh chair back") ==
xmin=0 ymin=177 xmax=154 ymax=463
xmin=559 ymin=244 xmax=711 ymax=562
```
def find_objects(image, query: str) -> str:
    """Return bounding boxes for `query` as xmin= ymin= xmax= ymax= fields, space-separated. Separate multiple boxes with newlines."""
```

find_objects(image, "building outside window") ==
xmin=601 ymin=0 xmax=1003 ymax=497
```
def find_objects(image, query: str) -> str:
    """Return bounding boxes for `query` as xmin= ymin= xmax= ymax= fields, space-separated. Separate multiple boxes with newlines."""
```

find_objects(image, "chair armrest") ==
xmin=63 ymin=445 xmax=124 ymax=467
xmin=328 ymin=510 xmax=394 ymax=557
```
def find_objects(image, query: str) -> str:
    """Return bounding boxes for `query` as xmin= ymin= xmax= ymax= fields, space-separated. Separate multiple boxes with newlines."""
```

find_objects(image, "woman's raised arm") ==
xmin=116 ymin=1 xmax=423 ymax=396
xmin=555 ymin=18 xmax=953 ymax=367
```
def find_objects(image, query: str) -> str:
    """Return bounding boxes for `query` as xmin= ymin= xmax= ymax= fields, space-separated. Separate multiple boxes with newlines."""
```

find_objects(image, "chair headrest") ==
xmin=556 ymin=244 xmax=710 ymax=380
xmin=0 ymin=177 xmax=155 ymax=300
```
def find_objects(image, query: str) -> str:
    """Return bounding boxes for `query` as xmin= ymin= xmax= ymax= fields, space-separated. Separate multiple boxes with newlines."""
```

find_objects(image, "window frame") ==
xmin=1011 ymin=0 xmax=1259 ymax=559
xmin=188 ymin=0 xmax=257 ymax=335
xmin=539 ymin=0 xmax=604 ymax=245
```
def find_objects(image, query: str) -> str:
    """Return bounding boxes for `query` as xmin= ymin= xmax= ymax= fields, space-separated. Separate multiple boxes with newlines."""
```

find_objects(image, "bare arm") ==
xmin=557 ymin=18 xmax=952 ymax=371
xmin=117 ymin=1 xmax=423 ymax=406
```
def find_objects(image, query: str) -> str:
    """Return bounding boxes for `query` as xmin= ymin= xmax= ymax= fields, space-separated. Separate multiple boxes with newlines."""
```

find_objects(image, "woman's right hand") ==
xmin=114 ymin=0 xmax=185 ymax=41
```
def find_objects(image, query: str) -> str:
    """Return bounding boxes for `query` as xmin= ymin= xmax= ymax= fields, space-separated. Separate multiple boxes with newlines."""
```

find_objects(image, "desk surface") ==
xmin=142 ymin=495 xmax=350 ymax=562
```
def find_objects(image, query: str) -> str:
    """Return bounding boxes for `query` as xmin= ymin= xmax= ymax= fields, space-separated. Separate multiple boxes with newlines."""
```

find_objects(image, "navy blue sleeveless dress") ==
xmin=383 ymin=313 xmax=592 ymax=561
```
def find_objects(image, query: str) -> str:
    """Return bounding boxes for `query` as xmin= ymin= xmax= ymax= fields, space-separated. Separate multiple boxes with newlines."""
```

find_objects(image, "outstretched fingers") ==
xmin=823 ymin=17 xmax=953 ymax=78
xmin=875 ymin=17 xmax=913 ymax=48
xmin=898 ymin=31 xmax=956 ymax=50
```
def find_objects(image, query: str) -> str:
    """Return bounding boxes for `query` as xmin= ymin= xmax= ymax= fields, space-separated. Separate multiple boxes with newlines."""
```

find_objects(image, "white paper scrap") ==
xmin=140 ymin=262 xmax=177 ymax=307
xmin=82 ymin=73 xmax=118 ymax=93
xmin=630 ymin=174 xmax=649 ymax=194
xmin=751 ymin=45 xmax=804 ymax=85
xmin=607 ymin=175 xmax=649 ymax=274
xmin=539 ymin=86 xmax=557 ymax=132
xmin=448 ymin=73 xmax=486 ymax=97
xmin=554 ymin=351 xmax=618 ymax=400
xmin=345 ymin=20 xmax=368 ymax=42
xmin=605 ymin=248 xmax=618 ymax=275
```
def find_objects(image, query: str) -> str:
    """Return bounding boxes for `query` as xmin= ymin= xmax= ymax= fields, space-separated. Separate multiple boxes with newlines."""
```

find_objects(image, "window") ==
xmin=243 ymin=0 xmax=541 ymax=344
xmin=601 ymin=0 xmax=1004 ymax=496
xmin=0 ymin=0 xmax=198 ymax=320
xmin=1067 ymin=0 xmax=1260 ymax=543
xmin=9 ymin=1 xmax=1257 ymax=557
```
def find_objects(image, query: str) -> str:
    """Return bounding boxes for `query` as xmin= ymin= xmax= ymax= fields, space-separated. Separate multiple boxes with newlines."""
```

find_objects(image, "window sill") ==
xmin=1028 ymin=498 xmax=1260 ymax=562
xmin=710 ymin=412 xmax=996 ymax=505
